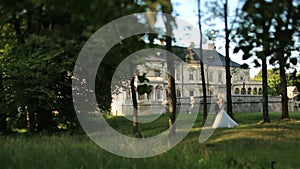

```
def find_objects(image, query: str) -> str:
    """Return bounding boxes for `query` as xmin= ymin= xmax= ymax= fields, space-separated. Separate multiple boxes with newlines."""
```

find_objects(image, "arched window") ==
xmin=247 ymin=87 xmax=252 ymax=95
xmin=253 ymin=88 xmax=258 ymax=94
xmin=258 ymin=88 xmax=262 ymax=95
xmin=241 ymin=88 xmax=246 ymax=95
xmin=235 ymin=88 xmax=240 ymax=95
xmin=155 ymin=85 xmax=163 ymax=100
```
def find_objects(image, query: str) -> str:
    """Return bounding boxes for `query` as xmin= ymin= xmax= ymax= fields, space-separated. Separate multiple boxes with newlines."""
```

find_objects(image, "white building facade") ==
xmin=110 ymin=47 xmax=262 ymax=116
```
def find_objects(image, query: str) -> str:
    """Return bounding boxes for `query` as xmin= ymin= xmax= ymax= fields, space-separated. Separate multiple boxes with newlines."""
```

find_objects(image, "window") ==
xmin=189 ymin=90 xmax=194 ymax=96
xmin=156 ymin=90 xmax=161 ymax=99
xmin=253 ymin=88 xmax=258 ymax=94
xmin=154 ymin=70 xmax=161 ymax=77
xmin=241 ymin=88 xmax=246 ymax=95
xmin=189 ymin=73 xmax=194 ymax=81
xmin=155 ymin=86 xmax=162 ymax=100
xmin=176 ymin=70 xmax=181 ymax=80
xmin=234 ymin=88 xmax=240 ymax=95
xmin=247 ymin=87 xmax=252 ymax=95
xmin=240 ymin=76 xmax=244 ymax=81
xmin=209 ymin=72 xmax=214 ymax=82
xmin=258 ymin=88 xmax=262 ymax=94
xmin=176 ymin=89 xmax=181 ymax=97
xmin=218 ymin=71 xmax=223 ymax=82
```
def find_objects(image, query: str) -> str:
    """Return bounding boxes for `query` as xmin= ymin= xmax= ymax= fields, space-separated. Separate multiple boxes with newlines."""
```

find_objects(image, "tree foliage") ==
xmin=203 ymin=0 xmax=241 ymax=118
xmin=234 ymin=0 xmax=275 ymax=123
xmin=0 ymin=0 xmax=145 ymax=133
xmin=235 ymin=0 xmax=300 ymax=119
xmin=254 ymin=69 xmax=300 ymax=97
xmin=142 ymin=0 xmax=177 ymax=136
xmin=268 ymin=0 xmax=300 ymax=119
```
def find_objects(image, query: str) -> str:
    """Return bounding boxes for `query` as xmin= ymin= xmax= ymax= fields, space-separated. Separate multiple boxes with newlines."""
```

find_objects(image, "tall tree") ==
xmin=197 ymin=0 xmax=208 ymax=122
xmin=224 ymin=0 xmax=233 ymax=118
xmin=0 ymin=0 xmax=145 ymax=132
xmin=268 ymin=0 xmax=299 ymax=119
xmin=144 ymin=0 xmax=177 ymax=136
xmin=130 ymin=76 xmax=140 ymax=137
xmin=163 ymin=12 xmax=177 ymax=136
xmin=235 ymin=0 xmax=299 ymax=120
xmin=234 ymin=0 xmax=273 ymax=123
xmin=204 ymin=0 xmax=235 ymax=118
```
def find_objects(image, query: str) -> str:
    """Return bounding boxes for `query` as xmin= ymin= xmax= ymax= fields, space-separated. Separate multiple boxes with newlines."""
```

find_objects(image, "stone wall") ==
xmin=120 ymin=95 xmax=297 ymax=116
xmin=176 ymin=95 xmax=266 ymax=113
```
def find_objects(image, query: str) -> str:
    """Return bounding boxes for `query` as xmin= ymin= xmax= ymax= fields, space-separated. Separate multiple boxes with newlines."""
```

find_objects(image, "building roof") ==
xmin=145 ymin=46 xmax=243 ymax=68
xmin=201 ymin=49 xmax=241 ymax=67
xmin=172 ymin=46 xmax=242 ymax=67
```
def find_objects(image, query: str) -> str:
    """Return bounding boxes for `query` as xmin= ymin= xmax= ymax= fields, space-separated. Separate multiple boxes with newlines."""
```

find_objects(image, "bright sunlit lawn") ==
xmin=1 ymin=111 xmax=300 ymax=169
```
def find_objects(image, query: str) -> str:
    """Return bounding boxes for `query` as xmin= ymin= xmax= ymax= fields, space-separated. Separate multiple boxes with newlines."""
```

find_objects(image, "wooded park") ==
xmin=0 ymin=0 xmax=300 ymax=168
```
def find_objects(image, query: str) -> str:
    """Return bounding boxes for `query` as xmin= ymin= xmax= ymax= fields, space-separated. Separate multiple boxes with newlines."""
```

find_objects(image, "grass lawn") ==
xmin=1 ymin=112 xmax=300 ymax=169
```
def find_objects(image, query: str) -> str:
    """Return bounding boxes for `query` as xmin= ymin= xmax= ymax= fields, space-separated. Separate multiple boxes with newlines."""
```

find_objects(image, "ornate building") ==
xmin=110 ymin=46 xmax=262 ymax=116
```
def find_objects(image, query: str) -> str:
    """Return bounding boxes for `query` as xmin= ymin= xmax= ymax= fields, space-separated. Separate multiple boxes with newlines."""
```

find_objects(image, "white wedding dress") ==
xmin=212 ymin=109 xmax=238 ymax=128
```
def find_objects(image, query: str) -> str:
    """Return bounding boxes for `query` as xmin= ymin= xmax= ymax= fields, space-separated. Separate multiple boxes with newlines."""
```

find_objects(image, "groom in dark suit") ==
xmin=214 ymin=98 xmax=222 ymax=114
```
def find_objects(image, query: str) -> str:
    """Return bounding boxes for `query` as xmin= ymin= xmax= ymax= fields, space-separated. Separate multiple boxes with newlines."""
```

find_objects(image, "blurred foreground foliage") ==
xmin=0 ymin=0 xmax=146 ymax=133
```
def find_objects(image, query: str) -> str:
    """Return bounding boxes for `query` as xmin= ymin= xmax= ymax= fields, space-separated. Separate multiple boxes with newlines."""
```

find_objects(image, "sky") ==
xmin=170 ymin=0 xmax=299 ymax=78
xmin=148 ymin=0 xmax=300 ymax=77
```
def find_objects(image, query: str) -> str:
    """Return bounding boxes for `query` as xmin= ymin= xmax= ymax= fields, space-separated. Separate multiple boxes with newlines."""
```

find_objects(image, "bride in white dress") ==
xmin=212 ymin=98 xmax=238 ymax=128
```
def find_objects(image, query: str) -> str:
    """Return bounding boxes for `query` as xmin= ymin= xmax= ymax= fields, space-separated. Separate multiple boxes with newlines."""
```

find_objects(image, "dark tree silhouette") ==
xmin=197 ymin=0 xmax=208 ymax=122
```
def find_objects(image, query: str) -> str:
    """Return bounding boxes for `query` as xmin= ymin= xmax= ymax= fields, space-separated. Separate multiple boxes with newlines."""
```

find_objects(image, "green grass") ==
xmin=1 ymin=112 xmax=300 ymax=169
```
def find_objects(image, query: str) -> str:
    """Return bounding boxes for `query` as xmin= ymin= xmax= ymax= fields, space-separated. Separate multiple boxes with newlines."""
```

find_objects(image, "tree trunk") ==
xmin=200 ymin=62 xmax=207 ymax=121
xmin=29 ymin=110 xmax=37 ymax=132
xmin=261 ymin=56 xmax=270 ymax=123
xmin=224 ymin=0 xmax=233 ymax=118
xmin=36 ymin=108 xmax=53 ymax=133
xmin=130 ymin=76 xmax=141 ymax=137
xmin=197 ymin=0 xmax=208 ymax=122
xmin=163 ymin=13 xmax=177 ymax=136
xmin=0 ymin=113 xmax=7 ymax=133
xmin=12 ymin=14 xmax=25 ymax=44
xmin=261 ymin=23 xmax=271 ymax=123
xmin=0 ymin=71 xmax=6 ymax=133
xmin=279 ymin=61 xmax=289 ymax=119
xmin=167 ymin=58 xmax=176 ymax=136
